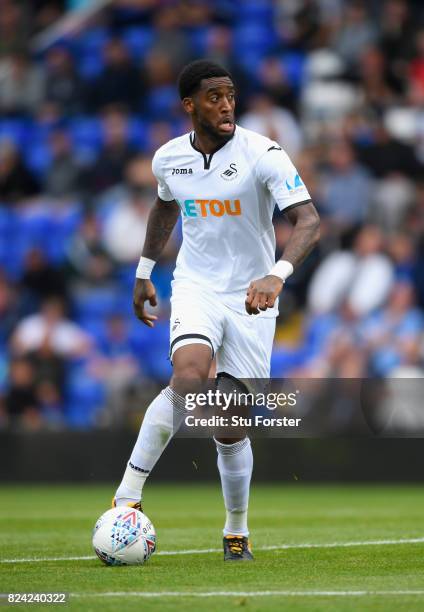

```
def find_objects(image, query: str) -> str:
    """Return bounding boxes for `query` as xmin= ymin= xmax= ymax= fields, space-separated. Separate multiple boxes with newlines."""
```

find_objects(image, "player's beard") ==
xmin=195 ymin=112 xmax=235 ymax=146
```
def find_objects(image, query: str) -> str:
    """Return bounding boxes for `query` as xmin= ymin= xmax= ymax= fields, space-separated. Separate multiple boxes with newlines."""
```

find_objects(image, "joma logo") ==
xmin=172 ymin=168 xmax=193 ymax=175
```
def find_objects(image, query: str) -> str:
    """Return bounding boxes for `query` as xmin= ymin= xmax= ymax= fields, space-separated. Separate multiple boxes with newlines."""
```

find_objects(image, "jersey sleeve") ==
xmin=152 ymin=149 xmax=174 ymax=202
xmin=255 ymin=146 xmax=311 ymax=211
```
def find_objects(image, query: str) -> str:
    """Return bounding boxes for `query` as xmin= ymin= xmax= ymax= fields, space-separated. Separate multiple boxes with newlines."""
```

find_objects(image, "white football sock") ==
xmin=215 ymin=437 xmax=253 ymax=537
xmin=115 ymin=387 xmax=186 ymax=505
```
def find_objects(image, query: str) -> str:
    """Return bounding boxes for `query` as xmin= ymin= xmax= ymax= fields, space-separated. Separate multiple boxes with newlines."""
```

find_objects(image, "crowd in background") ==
xmin=0 ymin=0 xmax=423 ymax=430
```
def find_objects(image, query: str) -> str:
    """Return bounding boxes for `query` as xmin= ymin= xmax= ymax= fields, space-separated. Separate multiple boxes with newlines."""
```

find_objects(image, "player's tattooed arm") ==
xmin=245 ymin=202 xmax=319 ymax=315
xmin=142 ymin=197 xmax=180 ymax=260
xmin=134 ymin=197 xmax=180 ymax=327
xmin=282 ymin=201 xmax=320 ymax=267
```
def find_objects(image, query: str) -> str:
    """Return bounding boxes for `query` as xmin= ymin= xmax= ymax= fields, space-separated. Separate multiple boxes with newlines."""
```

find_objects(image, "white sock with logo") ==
xmin=215 ymin=437 xmax=253 ymax=537
xmin=115 ymin=387 xmax=186 ymax=505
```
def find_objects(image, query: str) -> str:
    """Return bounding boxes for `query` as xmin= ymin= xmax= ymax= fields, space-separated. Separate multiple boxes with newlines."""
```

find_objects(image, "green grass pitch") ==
xmin=1 ymin=484 xmax=424 ymax=611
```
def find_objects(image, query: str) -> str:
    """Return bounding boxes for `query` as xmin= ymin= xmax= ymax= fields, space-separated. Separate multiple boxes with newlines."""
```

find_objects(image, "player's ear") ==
xmin=182 ymin=97 xmax=194 ymax=115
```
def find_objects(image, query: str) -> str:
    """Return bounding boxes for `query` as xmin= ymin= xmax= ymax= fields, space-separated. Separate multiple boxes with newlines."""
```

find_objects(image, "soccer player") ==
xmin=113 ymin=60 xmax=320 ymax=561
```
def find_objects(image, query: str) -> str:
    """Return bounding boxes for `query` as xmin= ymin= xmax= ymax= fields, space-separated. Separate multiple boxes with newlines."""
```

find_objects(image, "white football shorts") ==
xmin=169 ymin=281 xmax=276 ymax=379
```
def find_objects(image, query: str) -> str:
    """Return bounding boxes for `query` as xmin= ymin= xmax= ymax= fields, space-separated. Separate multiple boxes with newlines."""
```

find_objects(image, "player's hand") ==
xmin=133 ymin=279 xmax=158 ymax=327
xmin=245 ymin=275 xmax=284 ymax=315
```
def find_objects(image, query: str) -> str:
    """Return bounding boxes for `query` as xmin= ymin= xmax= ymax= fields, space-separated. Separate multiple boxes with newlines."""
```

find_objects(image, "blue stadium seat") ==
xmin=78 ymin=317 xmax=106 ymax=343
xmin=281 ymin=52 xmax=306 ymax=90
xmin=0 ymin=119 xmax=30 ymax=151
xmin=73 ymin=28 xmax=107 ymax=78
xmin=144 ymin=86 xmax=179 ymax=120
xmin=151 ymin=264 xmax=173 ymax=300
xmin=112 ymin=5 xmax=152 ymax=22
xmin=73 ymin=287 xmax=121 ymax=321
xmin=78 ymin=54 xmax=104 ymax=79
xmin=237 ymin=0 xmax=274 ymax=22
xmin=270 ymin=346 xmax=310 ymax=376
xmin=115 ymin=292 xmax=135 ymax=317
xmin=185 ymin=27 xmax=209 ymax=56
xmin=70 ymin=116 xmax=103 ymax=154
xmin=24 ymin=142 xmax=51 ymax=179
xmin=0 ymin=208 xmax=14 ymax=235
xmin=233 ymin=23 xmax=276 ymax=55
xmin=122 ymin=26 xmax=154 ymax=60
xmin=127 ymin=116 xmax=147 ymax=150
xmin=129 ymin=319 xmax=151 ymax=353
xmin=65 ymin=371 xmax=106 ymax=429
xmin=14 ymin=208 xmax=52 ymax=254
xmin=74 ymin=27 xmax=108 ymax=58
xmin=0 ymin=253 xmax=24 ymax=280
xmin=45 ymin=204 xmax=83 ymax=262
xmin=135 ymin=320 xmax=172 ymax=382
xmin=0 ymin=211 xmax=24 ymax=279
xmin=115 ymin=264 xmax=137 ymax=293
xmin=29 ymin=121 xmax=57 ymax=143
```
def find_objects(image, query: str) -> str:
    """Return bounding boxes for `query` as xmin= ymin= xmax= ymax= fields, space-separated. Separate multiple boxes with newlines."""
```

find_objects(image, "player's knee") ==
xmin=172 ymin=362 xmax=209 ymax=382
xmin=171 ymin=360 xmax=210 ymax=400
xmin=171 ymin=344 xmax=212 ymax=384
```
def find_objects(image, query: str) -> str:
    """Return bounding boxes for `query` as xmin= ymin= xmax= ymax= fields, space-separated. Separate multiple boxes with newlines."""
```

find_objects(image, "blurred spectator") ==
xmin=406 ymin=180 xmax=424 ymax=240
xmin=240 ymin=92 xmax=302 ymax=158
xmin=357 ymin=46 xmax=399 ymax=113
xmin=257 ymin=57 xmax=297 ymax=114
xmin=308 ymin=225 xmax=394 ymax=316
xmin=314 ymin=303 xmax=366 ymax=378
xmin=332 ymin=2 xmax=376 ymax=67
xmin=361 ymin=281 xmax=424 ymax=376
xmin=85 ymin=107 xmax=136 ymax=195
xmin=0 ymin=271 xmax=18 ymax=348
xmin=320 ymin=140 xmax=373 ymax=238
xmin=0 ymin=140 xmax=40 ymax=204
xmin=44 ymin=129 xmax=82 ymax=200
xmin=146 ymin=120 xmax=174 ymax=154
xmin=301 ymin=49 xmax=359 ymax=136
xmin=356 ymin=122 xmax=423 ymax=179
xmin=27 ymin=333 xmax=66 ymax=428
xmin=388 ymin=232 xmax=417 ymax=283
xmin=284 ymin=302 xmax=366 ymax=379
xmin=177 ymin=0 xmax=210 ymax=28
xmin=28 ymin=332 xmax=65 ymax=394
xmin=144 ymin=51 xmax=175 ymax=89
xmin=143 ymin=51 xmax=180 ymax=119
xmin=85 ymin=38 xmax=141 ymax=113
xmin=20 ymin=248 xmax=68 ymax=312
xmin=32 ymin=1 xmax=65 ymax=32
xmin=44 ymin=45 xmax=82 ymax=115
xmin=380 ymin=0 xmax=416 ymax=68
xmin=0 ymin=1 xmax=29 ymax=58
xmin=371 ymin=174 xmax=415 ymax=232
xmin=284 ymin=0 xmax=324 ymax=50
xmin=65 ymin=212 xmax=115 ymax=289
xmin=409 ymin=28 xmax=424 ymax=98
xmin=102 ymin=156 xmax=155 ymax=264
xmin=0 ymin=52 xmax=45 ymax=116
xmin=205 ymin=25 xmax=250 ymax=113
xmin=90 ymin=313 xmax=140 ymax=423
xmin=11 ymin=296 xmax=91 ymax=358
xmin=4 ymin=357 xmax=41 ymax=430
xmin=150 ymin=5 xmax=191 ymax=70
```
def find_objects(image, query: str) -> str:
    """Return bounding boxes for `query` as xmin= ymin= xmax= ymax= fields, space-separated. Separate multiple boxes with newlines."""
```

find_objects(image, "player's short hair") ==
xmin=177 ymin=60 xmax=232 ymax=99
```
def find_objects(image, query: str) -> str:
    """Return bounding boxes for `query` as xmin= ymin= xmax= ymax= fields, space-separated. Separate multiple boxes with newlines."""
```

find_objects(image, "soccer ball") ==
xmin=92 ymin=507 xmax=156 ymax=566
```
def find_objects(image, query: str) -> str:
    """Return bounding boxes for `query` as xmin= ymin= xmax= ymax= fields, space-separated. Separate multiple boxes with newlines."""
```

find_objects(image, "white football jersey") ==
xmin=152 ymin=125 xmax=311 ymax=316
